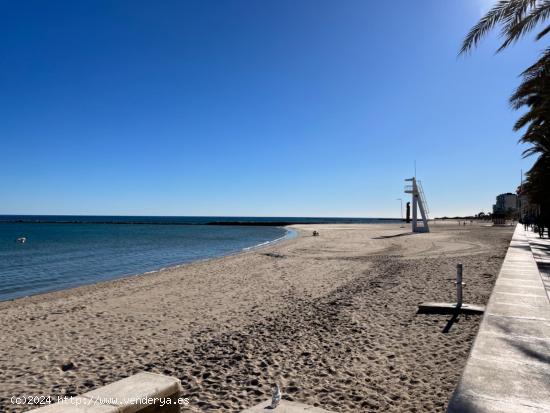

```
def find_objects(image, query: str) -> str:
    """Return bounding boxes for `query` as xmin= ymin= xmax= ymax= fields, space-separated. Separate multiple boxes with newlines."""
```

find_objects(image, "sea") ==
xmin=0 ymin=215 xmax=398 ymax=302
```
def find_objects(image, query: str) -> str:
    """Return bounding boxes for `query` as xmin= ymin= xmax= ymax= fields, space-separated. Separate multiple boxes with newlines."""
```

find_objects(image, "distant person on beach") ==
xmin=536 ymin=216 xmax=544 ymax=238
xmin=542 ymin=217 xmax=549 ymax=238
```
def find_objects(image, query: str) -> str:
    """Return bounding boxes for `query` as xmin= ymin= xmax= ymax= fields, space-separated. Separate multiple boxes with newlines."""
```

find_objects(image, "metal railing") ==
xmin=417 ymin=180 xmax=430 ymax=217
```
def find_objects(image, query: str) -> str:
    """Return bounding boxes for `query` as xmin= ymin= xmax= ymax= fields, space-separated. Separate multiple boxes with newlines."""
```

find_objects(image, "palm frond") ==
xmin=498 ymin=1 xmax=550 ymax=52
xmin=460 ymin=1 xmax=521 ymax=54
xmin=536 ymin=23 xmax=550 ymax=38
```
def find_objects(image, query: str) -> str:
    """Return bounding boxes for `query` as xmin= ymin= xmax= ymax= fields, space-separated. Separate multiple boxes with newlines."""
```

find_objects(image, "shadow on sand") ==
xmin=372 ymin=232 xmax=415 ymax=240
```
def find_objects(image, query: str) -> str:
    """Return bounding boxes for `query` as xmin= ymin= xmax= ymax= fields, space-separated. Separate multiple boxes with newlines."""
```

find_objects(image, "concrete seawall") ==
xmin=447 ymin=225 xmax=550 ymax=412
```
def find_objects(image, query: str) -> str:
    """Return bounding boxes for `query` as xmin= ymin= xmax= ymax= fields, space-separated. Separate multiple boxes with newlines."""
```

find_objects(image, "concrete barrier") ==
xmin=27 ymin=372 xmax=184 ymax=413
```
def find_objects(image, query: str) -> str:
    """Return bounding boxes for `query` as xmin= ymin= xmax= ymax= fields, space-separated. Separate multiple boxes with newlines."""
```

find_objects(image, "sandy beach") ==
xmin=0 ymin=223 xmax=513 ymax=412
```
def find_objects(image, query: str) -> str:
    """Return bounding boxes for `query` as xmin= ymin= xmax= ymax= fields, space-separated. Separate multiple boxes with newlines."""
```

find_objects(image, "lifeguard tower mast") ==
xmin=404 ymin=177 xmax=430 ymax=233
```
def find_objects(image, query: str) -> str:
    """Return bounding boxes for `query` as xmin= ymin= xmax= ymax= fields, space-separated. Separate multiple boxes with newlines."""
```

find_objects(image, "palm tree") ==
xmin=461 ymin=0 xmax=550 ymax=226
xmin=510 ymin=53 xmax=550 ymax=158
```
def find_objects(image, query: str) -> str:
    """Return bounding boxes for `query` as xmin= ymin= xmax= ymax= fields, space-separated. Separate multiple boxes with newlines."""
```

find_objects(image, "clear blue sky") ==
xmin=0 ymin=0 xmax=540 ymax=217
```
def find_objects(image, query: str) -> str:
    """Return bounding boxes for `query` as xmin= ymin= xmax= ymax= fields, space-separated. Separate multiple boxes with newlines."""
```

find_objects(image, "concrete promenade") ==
xmin=447 ymin=225 xmax=550 ymax=412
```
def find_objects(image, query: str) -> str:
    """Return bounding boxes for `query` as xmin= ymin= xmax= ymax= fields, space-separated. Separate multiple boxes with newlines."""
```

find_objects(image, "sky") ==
xmin=0 ymin=0 xmax=543 ymax=217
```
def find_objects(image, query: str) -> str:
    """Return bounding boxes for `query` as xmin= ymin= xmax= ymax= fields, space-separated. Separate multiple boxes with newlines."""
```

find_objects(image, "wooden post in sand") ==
xmin=456 ymin=264 xmax=463 ymax=309
xmin=417 ymin=263 xmax=485 ymax=314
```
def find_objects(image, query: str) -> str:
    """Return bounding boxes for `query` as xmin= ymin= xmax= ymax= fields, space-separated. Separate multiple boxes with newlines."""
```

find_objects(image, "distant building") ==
xmin=493 ymin=192 xmax=518 ymax=215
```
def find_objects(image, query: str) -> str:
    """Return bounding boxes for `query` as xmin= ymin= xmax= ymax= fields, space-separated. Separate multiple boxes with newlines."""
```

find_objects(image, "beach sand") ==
xmin=0 ymin=223 xmax=513 ymax=412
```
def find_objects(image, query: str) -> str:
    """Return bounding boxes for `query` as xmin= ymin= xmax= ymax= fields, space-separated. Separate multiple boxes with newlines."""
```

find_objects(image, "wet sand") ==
xmin=0 ymin=223 xmax=513 ymax=412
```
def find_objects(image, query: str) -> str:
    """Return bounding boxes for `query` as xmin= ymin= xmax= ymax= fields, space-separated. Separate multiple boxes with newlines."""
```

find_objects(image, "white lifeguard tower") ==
xmin=404 ymin=177 xmax=430 ymax=233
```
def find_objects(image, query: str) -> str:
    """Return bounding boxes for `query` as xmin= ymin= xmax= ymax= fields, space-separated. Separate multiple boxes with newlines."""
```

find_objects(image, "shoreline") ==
xmin=0 ymin=226 xmax=299 ymax=307
xmin=0 ymin=223 xmax=514 ymax=412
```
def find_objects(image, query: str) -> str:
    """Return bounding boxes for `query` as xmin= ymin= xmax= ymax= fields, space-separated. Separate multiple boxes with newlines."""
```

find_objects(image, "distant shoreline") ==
xmin=0 ymin=216 xmax=402 ymax=226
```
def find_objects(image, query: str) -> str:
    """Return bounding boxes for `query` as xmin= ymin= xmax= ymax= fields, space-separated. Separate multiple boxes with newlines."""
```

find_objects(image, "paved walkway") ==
xmin=447 ymin=225 xmax=550 ymax=413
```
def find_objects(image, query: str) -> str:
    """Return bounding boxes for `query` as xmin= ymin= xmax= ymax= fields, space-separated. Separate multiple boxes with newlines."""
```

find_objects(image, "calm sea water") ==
xmin=0 ymin=216 xmax=397 ymax=302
